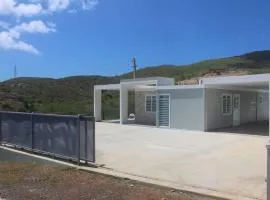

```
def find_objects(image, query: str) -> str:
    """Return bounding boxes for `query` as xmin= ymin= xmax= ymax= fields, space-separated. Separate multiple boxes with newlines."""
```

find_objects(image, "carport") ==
xmin=94 ymin=77 xmax=174 ymax=126
xmin=201 ymin=74 xmax=270 ymax=136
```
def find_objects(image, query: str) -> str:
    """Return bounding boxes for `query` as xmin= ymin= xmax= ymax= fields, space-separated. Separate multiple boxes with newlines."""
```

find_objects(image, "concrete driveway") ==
xmin=96 ymin=122 xmax=268 ymax=200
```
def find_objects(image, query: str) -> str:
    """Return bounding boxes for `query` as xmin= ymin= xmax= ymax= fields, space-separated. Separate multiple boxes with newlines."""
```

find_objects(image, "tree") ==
xmin=2 ymin=103 xmax=12 ymax=110
xmin=179 ymin=71 xmax=185 ymax=81
xmin=23 ymin=100 xmax=36 ymax=112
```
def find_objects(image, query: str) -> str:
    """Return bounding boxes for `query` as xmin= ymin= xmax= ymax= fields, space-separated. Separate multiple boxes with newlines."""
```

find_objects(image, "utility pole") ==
xmin=131 ymin=57 xmax=137 ymax=79
xmin=130 ymin=57 xmax=137 ymax=116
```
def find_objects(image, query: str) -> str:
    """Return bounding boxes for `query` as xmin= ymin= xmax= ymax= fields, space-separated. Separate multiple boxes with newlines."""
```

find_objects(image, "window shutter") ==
xmin=222 ymin=94 xmax=232 ymax=115
xmin=152 ymin=96 xmax=156 ymax=112
xmin=146 ymin=96 xmax=152 ymax=112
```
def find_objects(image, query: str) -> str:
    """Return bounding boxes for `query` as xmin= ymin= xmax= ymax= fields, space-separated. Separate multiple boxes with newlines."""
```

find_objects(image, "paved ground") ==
xmin=96 ymin=122 xmax=268 ymax=200
xmin=214 ymin=123 xmax=269 ymax=136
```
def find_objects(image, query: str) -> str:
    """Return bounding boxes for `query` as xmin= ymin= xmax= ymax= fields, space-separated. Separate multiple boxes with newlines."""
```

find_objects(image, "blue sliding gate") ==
xmin=0 ymin=111 xmax=95 ymax=164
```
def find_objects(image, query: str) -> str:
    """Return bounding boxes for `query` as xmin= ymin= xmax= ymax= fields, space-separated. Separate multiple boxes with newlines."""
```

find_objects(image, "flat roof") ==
xmin=120 ymin=77 xmax=174 ymax=83
xmin=201 ymin=73 xmax=270 ymax=85
xmin=94 ymin=84 xmax=120 ymax=90
xmin=94 ymin=74 xmax=270 ymax=91
xmin=157 ymin=85 xmax=203 ymax=90
xmin=94 ymin=83 xmax=203 ymax=91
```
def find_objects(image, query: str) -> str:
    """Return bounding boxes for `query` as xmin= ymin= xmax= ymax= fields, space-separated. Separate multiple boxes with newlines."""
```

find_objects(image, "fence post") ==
xmin=93 ymin=117 xmax=96 ymax=163
xmin=0 ymin=112 xmax=2 ymax=144
xmin=85 ymin=117 xmax=88 ymax=164
xmin=77 ymin=115 xmax=81 ymax=166
xmin=267 ymin=142 xmax=270 ymax=200
xmin=31 ymin=112 xmax=34 ymax=151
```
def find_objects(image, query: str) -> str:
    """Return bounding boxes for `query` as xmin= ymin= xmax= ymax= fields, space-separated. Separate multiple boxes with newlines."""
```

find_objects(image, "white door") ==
xmin=257 ymin=95 xmax=263 ymax=121
xmin=158 ymin=95 xmax=170 ymax=127
xmin=257 ymin=94 xmax=268 ymax=121
xmin=233 ymin=94 xmax=240 ymax=126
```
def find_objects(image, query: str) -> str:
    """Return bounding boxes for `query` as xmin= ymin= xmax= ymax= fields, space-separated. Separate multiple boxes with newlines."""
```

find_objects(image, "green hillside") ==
xmin=1 ymin=50 xmax=270 ymax=118
xmin=122 ymin=50 xmax=270 ymax=79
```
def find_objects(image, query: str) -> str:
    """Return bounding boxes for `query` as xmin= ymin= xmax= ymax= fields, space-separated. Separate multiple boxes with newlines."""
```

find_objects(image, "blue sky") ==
xmin=0 ymin=0 xmax=270 ymax=80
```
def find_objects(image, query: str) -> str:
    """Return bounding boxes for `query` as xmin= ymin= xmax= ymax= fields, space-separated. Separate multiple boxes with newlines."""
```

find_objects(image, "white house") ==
xmin=94 ymin=74 xmax=270 ymax=135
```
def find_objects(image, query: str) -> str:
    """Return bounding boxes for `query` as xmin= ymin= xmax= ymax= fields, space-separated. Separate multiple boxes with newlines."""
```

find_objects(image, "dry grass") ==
xmin=0 ymin=162 xmax=224 ymax=200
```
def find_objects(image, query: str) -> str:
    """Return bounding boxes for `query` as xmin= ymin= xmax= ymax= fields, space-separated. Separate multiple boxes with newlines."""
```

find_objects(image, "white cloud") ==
xmin=81 ymin=0 xmax=99 ymax=10
xmin=0 ymin=0 xmax=99 ymax=55
xmin=0 ymin=0 xmax=42 ymax=17
xmin=0 ymin=0 xmax=99 ymax=17
xmin=67 ymin=9 xmax=77 ymax=13
xmin=47 ymin=22 xmax=56 ymax=28
xmin=0 ymin=20 xmax=55 ymax=54
xmin=0 ymin=31 xmax=39 ymax=54
xmin=0 ymin=21 xmax=10 ymax=29
xmin=28 ymin=0 xmax=41 ymax=3
xmin=14 ymin=2 xmax=42 ymax=16
xmin=47 ymin=0 xmax=70 ymax=12
xmin=10 ymin=20 xmax=56 ymax=38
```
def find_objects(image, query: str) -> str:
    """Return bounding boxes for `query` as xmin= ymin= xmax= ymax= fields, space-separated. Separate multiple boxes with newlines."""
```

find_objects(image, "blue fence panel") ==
xmin=0 ymin=111 xmax=95 ymax=163
xmin=0 ymin=112 xmax=32 ymax=149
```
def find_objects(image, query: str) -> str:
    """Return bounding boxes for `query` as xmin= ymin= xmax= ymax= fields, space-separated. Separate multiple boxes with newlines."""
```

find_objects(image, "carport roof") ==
xmin=94 ymin=84 xmax=120 ymax=90
xmin=94 ymin=83 xmax=157 ymax=91
xmin=200 ymin=74 xmax=270 ymax=90
xmin=120 ymin=77 xmax=174 ymax=83
xmin=200 ymin=74 xmax=270 ymax=85
xmin=94 ymin=74 xmax=270 ymax=91
xmin=94 ymin=83 xmax=203 ymax=91
xmin=94 ymin=77 xmax=174 ymax=91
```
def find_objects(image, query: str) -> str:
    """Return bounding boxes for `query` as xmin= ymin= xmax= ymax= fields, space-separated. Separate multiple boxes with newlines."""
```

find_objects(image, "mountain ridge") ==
xmin=1 ymin=50 xmax=270 ymax=118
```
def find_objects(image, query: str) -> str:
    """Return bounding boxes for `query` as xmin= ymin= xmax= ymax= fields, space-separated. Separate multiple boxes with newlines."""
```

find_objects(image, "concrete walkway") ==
xmin=96 ymin=122 xmax=268 ymax=200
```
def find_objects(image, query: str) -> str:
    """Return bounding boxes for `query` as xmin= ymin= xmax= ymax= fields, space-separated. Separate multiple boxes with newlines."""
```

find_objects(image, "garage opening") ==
xmin=96 ymin=89 xmax=135 ymax=123
xmin=94 ymin=82 xmax=158 ymax=127
xmin=101 ymin=90 xmax=120 ymax=121
xmin=205 ymin=83 xmax=269 ymax=136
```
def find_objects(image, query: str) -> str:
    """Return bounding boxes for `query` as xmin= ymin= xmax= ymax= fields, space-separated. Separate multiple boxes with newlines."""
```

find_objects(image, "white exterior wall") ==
xmin=257 ymin=92 xmax=269 ymax=121
xmin=205 ymin=88 xmax=260 ymax=130
xmin=134 ymin=91 xmax=156 ymax=125
xmin=158 ymin=88 xmax=205 ymax=131
xmin=120 ymin=85 xmax=128 ymax=124
xmin=94 ymin=89 xmax=102 ymax=121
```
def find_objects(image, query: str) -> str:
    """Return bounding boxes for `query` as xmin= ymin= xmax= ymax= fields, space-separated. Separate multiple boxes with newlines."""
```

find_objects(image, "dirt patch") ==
xmin=177 ymin=69 xmax=249 ymax=85
xmin=0 ymin=162 xmax=224 ymax=200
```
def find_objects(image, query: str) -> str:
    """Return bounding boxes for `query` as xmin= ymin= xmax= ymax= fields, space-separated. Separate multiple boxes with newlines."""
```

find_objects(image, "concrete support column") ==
xmin=120 ymin=85 xmax=128 ymax=124
xmin=94 ymin=88 xmax=102 ymax=121
xmin=156 ymin=92 xmax=159 ymax=127
xmin=267 ymin=82 xmax=270 ymax=200
xmin=267 ymin=142 xmax=270 ymax=200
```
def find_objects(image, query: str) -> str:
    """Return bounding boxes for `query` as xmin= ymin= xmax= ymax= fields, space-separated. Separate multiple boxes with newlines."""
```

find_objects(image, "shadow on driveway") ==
xmin=0 ymin=147 xmax=61 ymax=166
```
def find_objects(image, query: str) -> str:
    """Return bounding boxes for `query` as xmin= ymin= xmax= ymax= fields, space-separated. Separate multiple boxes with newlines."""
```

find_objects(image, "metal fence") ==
xmin=0 ymin=111 xmax=95 ymax=164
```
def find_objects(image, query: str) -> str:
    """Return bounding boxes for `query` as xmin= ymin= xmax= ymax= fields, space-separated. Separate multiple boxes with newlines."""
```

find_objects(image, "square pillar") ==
xmin=94 ymin=88 xmax=102 ymax=121
xmin=156 ymin=92 xmax=159 ymax=127
xmin=266 ymin=142 xmax=270 ymax=200
xmin=120 ymin=85 xmax=128 ymax=124
xmin=267 ymin=81 xmax=270 ymax=200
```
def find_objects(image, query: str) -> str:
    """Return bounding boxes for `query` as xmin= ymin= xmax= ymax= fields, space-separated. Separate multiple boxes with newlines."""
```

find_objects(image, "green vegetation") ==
xmin=1 ymin=50 xmax=270 ymax=118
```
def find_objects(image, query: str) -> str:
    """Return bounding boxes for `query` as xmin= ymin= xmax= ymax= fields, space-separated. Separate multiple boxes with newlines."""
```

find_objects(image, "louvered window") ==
xmin=145 ymin=95 xmax=156 ymax=112
xmin=222 ymin=94 xmax=232 ymax=115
